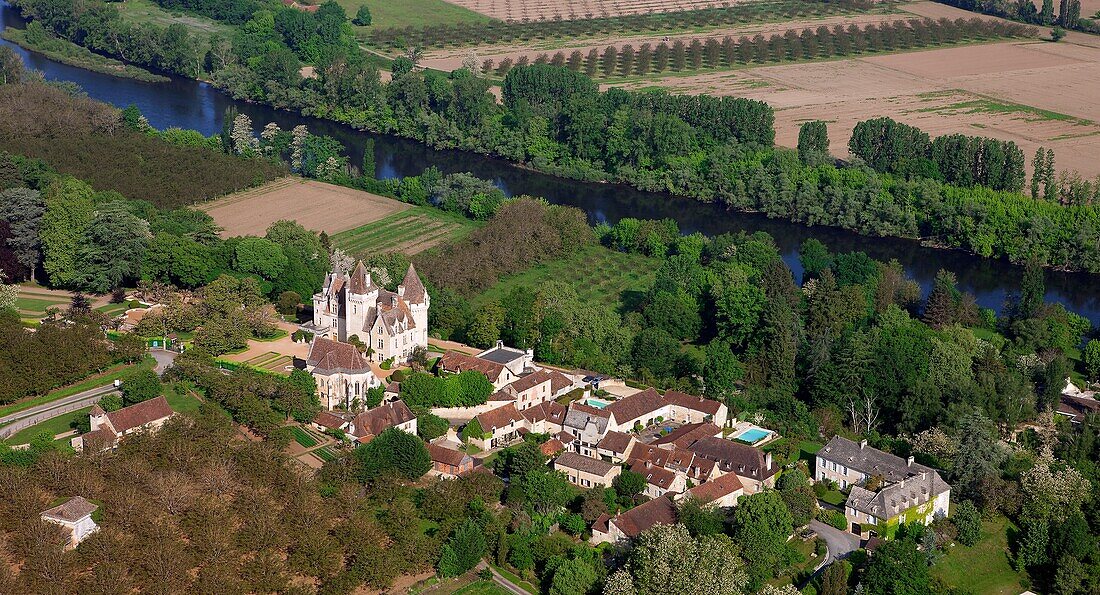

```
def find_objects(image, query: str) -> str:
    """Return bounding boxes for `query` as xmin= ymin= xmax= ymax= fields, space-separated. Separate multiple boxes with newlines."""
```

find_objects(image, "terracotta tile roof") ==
xmin=629 ymin=444 xmax=671 ymax=468
xmin=307 ymin=337 xmax=372 ymax=374
xmin=352 ymin=400 xmax=416 ymax=439
xmin=475 ymin=403 xmax=524 ymax=432
xmin=41 ymin=496 xmax=98 ymax=522
xmin=555 ymin=430 xmax=575 ymax=443
xmin=385 ymin=381 xmax=401 ymax=394
xmin=428 ymin=443 xmax=471 ymax=468
xmin=541 ymin=438 xmax=566 ymax=456
xmin=106 ymin=396 xmax=173 ymax=434
xmin=597 ymin=431 xmax=635 ymax=454
xmin=548 ymin=371 xmax=573 ymax=393
xmin=522 ymin=401 xmax=567 ymax=425
xmin=89 ymin=404 xmax=106 ymax=417
xmin=611 ymin=495 xmax=679 ymax=538
xmin=687 ymin=473 xmax=744 ymax=504
xmin=313 ymin=411 xmax=349 ymax=431
xmin=630 ymin=460 xmax=678 ymax=490
xmin=651 ymin=422 xmax=722 ymax=447
xmin=605 ymin=388 xmax=665 ymax=424
xmin=399 ymin=264 xmax=427 ymax=304
xmin=687 ymin=437 xmax=778 ymax=480
xmin=489 ymin=389 xmax=516 ymax=402
xmin=439 ymin=352 xmax=506 ymax=381
xmin=555 ymin=452 xmax=618 ymax=477
xmin=663 ymin=390 xmax=723 ymax=416
xmin=593 ymin=513 xmax=611 ymax=534
xmin=508 ymin=369 xmax=556 ymax=394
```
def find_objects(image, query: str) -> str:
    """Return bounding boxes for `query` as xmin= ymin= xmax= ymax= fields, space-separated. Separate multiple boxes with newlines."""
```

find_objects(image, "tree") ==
xmin=120 ymin=368 xmax=162 ymax=405
xmin=524 ymin=469 xmax=573 ymax=515
xmin=859 ymin=539 xmax=931 ymax=595
xmin=40 ymin=177 xmax=94 ymax=288
xmin=353 ymin=5 xmax=372 ymax=26
xmin=922 ymin=269 xmax=959 ymax=329
xmin=437 ymin=519 xmax=485 ymax=577
xmin=74 ymin=202 xmax=151 ymax=293
xmin=417 ymin=412 xmax=450 ymax=441
xmin=1084 ymin=340 xmax=1100 ymax=380
xmin=460 ymin=418 xmax=484 ymax=443
xmin=677 ymin=497 xmax=725 ymax=537
xmin=819 ymin=561 xmax=850 ymax=595
xmin=0 ymin=46 xmax=22 ymax=85
xmin=0 ymin=188 xmax=45 ymax=281
xmin=466 ymin=301 xmax=503 ymax=348
xmin=391 ymin=57 xmax=414 ymax=78
xmin=1041 ymin=0 xmax=1055 ymax=23
xmin=952 ymin=499 xmax=981 ymax=546
xmin=550 ymin=558 xmax=598 ymax=595
xmin=703 ymin=340 xmax=743 ymax=398
xmin=235 ymin=237 xmax=287 ymax=280
xmin=1016 ymin=258 xmax=1044 ymax=319
xmin=729 ymin=491 xmax=794 ymax=585
xmin=797 ymin=120 xmax=829 ymax=164
xmin=618 ymin=524 xmax=748 ymax=595
xmin=613 ymin=470 xmax=645 ymax=501
xmin=354 ymin=427 xmax=431 ymax=481
xmin=276 ymin=291 xmax=301 ymax=316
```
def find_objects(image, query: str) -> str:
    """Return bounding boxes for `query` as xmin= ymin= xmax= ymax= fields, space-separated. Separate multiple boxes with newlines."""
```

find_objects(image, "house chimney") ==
xmin=907 ymin=456 xmax=914 ymax=467
xmin=645 ymin=460 xmax=652 ymax=469
xmin=860 ymin=439 xmax=867 ymax=450
xmin=496 ymin=340 xmax=504 ymax=349
xmin=765 ymin=452 xmax=773 ymax=469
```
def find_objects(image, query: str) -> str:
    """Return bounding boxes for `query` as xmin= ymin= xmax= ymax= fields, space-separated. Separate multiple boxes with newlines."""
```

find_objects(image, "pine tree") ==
xmin=922 ymin=269 xmax=959 ymax=329
xmin=1031 ymin=147 xmax=1044 ymax=199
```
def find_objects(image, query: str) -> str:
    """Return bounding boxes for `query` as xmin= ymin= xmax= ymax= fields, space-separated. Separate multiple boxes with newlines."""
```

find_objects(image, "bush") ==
xmin=120 ymin=368 xmax=162 ymax=405
xmin=952 ymin=500 xmax=982 ymax=546
xmin=817 ymin=508 xmax=848 ymax=531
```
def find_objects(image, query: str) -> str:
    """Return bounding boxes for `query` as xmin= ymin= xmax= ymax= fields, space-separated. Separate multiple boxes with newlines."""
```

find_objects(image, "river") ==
xmin=3 ymin=2 xmax=1100 ymax=323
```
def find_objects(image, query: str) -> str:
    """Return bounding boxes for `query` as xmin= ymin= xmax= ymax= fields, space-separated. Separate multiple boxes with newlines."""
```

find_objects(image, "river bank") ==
xmin=1 ymin=27 xmax=169 ymax=83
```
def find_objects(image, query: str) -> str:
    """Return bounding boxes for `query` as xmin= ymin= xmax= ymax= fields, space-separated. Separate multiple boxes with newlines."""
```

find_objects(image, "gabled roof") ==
xmin=508 ymin=369 xmax=557 ymax=394
xmin=522 ymin=401 xmax=567 ymax=425
xmin=399 ymin=264 xmax=427 ymax=304
xmin=475 ymin=403 xmax=524 ymax=432
xmin=313 ymin=411 xmax=350 ymax=431
xmin=439 ymin=352 xmax=506 ymax=381
xmin=307 ymin=337 xmax=372 ymax=374
xmin=609 ymin=495 xmax=679 ymax=538
xmin=687 ymin=473 xmax=744 ymax=504
xmin=1059 ymin=394 xmax=1100 ymax=421
xmin=541 ymin=438 xmax=566 ymax=456
xmin=651 ymin=422 xmax=722 ymax=448
xmin=428 ymin=442 xmax=471 ymax=468
xmin=597 ymin=431 xmax=635 ymax=454
xmin=348 ymin=261 xmax=374 ymax=294
xmin=564 ymin=403 xmax=611 ymax=434
xmin=819 ymin=436 xmax=930 ymax=483
xmin=663 ymin=390 xmax=723 ymax=416
xmin=630 ymin=460 xmax=678 ymax=490
xmin=352 ymin=400 xmax=416 ymax=440
xmin=846 ymin=469 xmax=950 ymax=519
xmin=554 ymin=452 xmax=618 ymax=477
xmin=686 ymin=436 xmax=777 ymax=480
xmin=41 ymin=496 xmax=98 ymax=523
xmin=106 ymin=396 xmax=173 ymax=434
xmin=604 ymin=388 xmax=666 ymax=425
xmin=629 ymin=444 xmax=672 ymax=468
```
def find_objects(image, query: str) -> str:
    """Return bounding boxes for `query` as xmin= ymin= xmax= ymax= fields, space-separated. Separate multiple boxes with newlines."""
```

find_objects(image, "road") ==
xmin=0 ymin=384 xmax=118 ymax=439
xmin=802 ymin=520 xmax=861 ymax=587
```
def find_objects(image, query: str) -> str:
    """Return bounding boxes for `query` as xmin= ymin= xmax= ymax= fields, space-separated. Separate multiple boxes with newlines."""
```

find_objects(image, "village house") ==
xmin=630 ymin=459 xmax=687 ymax=498
xmin=309 ymin=262 xmax=429 ymax=363
xmin=563 ymin=403 xmax=612 ymax=457
xmin=521 ymin=400 xmax=568 ymax=434
xmin=72 ymin=396 xmax=175 ymax=452
xmin=493 ymin=368 xmax=576 ymax=410
xmin=475 ymin=341 xmax=536 ymax=377
xmin=596 ymin=430 xmax=637 ymax=463
xmin=311 ymin=410 xmax=351 ymax=435
xmin=651 ymin=422 xmax=723 ymax=448
xmin=467 ymin=403 xmax=526 ymax=450
xmin=1058 ymin=393 xmax=1100 ymax=424
xmin=591 ymin=494 xmax=679 ymax=546
xmin=554 ymin=451 xmax=622 ymax=488
xmin=428 ymin=442 xmax=474 ymax=478
xmin=663 ymin=390 xmax=730 ymax=427
xmin=682 ymin=472 xmax=745 ymax=508
xmin=817 ymin=436 xmax=951 ymax=538
xmin=540 ymin=436 xmax=568 ymax=456
xmin=306 ymin=337 xmax=380 ymax=410
xmin=40 ymin=496 xmax=99 ymax=550
xmin=600 ymin=388 xmax=731 ymax=434
xmin=348 ymin=400 xmax=417 ymax=443
xmin=684 ymin=436 xmax=778 ymax=493
xmin=439 ymin=352 xmax=517 ymax=389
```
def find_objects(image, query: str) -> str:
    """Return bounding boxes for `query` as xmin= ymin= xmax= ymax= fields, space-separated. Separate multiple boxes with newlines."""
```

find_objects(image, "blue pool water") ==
xmin=585 ymin=399 xmax=609 ymax=409
xmin=736 ymin=428 xmax=771 ymax=444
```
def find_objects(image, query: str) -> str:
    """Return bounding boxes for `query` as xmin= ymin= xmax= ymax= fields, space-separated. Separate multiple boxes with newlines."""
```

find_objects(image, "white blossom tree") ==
xmin=329 ymin=249 xmax=354 ymax=276
xmin=230 ymin=114 xmax=259 ymax=156
xmin=291 ymin=125 xmax=308 ymax=172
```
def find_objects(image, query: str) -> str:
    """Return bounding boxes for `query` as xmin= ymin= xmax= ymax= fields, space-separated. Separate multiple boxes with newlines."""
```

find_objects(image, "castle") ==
xmin=310 ymin=261 xmax=430 ymax=363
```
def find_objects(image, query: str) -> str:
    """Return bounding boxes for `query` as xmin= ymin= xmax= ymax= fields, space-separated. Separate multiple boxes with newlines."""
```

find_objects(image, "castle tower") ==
xmin=344 ymin=261 xmax=375 ymax=342
xmin=398 ymin=264 xmax=430 ymax=347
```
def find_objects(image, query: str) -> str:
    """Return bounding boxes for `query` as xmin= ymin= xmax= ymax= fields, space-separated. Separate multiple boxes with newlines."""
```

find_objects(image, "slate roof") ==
xmin=686 ymin=436 xmax=778 ymax=480
xmin=352 ymin=400 xmax=416 ymax=440
xmin=41 ymin=496 xmax=98 ymax=522
xmin=687 ymin=472 xmax=745 ymax=504
xmin=106 ymin=396 xmax=173 ymax=434
xmin=564 ymin=403 xmax=611 ymax=435
xmin=846 ymin=469 xmax=950 ymax=519
xmin=818 ymin=436 xmax=931 ymax=483
xmin=554 ymin=452 xmax=618 ymax=477
xmin=479 ymin=345 xmax=528 ymax=365
xmin=605 ymin=388 xmax=665 ymax=424
xmin=475 ymin=403 xmax=524 ymax=432
xmin=307 ymin=337 xmax=372 ymax=374
xmin=399 ymin=264 xmax=427 ymax=304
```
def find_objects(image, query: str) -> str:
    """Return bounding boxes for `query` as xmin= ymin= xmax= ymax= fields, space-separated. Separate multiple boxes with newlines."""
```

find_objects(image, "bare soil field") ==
xmin=613 ymin=31 xmax=1100 ymax=178
xmin=199 ymin=177 xmax=410 ymax=238
xmin=419 ymin=11 xmax=905 ymax=71
xmin=442 ymin=0 xmax=753 ymax=22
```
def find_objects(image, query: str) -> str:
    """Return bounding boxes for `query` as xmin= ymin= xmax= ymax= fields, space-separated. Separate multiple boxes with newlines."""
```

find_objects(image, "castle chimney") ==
xmin=907 ymin=456 xmax=914 ymax=467
xmin=397 ymin=284 xmax=405 ymax=296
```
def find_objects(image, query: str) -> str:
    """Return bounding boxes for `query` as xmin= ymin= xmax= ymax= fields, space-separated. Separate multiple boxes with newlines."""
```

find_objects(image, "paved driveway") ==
xmin=151 ymin=349 xmax=178 ymax=375
xmin=809 ymin=519 xmax=860 ymax=564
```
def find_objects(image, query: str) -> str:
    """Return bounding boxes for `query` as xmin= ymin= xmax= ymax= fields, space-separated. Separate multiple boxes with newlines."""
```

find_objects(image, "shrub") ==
xmin=817 ymin=508 xmax=848 ymax=531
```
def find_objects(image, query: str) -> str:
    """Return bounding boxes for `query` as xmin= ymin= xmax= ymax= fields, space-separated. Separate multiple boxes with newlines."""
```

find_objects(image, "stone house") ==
xmin=428 ymin=442 xmax=474 ymax=478
xmin=684 ymin=436 xmax=778 ymax=493
xmin=553 ymin=452 xmax=622 ymax=488
xmin=591 ymin=495 xmax=679 ymax=546
xmin=306 ymin=337 xmax=380 ymax=410
xmin=682 ymin=472 xmax=746 ymax=508
xmin=468 ymin=403 xmax=526 ymax=450
xmin=563 ymin=403 xmax=612 ymax=457
xmin=630 ymin=459 xmax=687 ymax=498
xmin=40 ymin=496 xmax=99 ymax=549
xmin=521 ymin=400 xmax=568 ymax=435
xmin=349 ymin=400 xmax=417 ymax=443
xmin=73 ymin=396 xmax=175 ymax=452
xmin=439 ymin=352 xmax=517 ymax=389
xmin=595 ymin=430 xmax=637 ymax=463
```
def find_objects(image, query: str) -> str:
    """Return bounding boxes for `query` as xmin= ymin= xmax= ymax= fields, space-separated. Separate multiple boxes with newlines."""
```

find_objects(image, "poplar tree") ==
xmin=1041 ymin=0 xmax=1055 ymax=24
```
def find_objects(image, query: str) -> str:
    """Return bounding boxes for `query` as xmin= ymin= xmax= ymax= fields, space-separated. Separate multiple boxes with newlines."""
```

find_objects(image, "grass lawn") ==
xmin=114 ymin=0 xmax=233 ymax=45
xmin=768 ymin=537 xmax=821 ymax=587
xmin=818 ymin=489 xmax=846 ymax=507
xmin=0 ymin=357 xmax=154 ymax=420
xmin=95 ymin=302 xmax=130 ymax=317
xmin=15 ymin=296 xmax=69 ymax=315
xmin=290 ymin=425 xmax=318 ymax=448
xmin=451 ymin=581 xmax=513 ymax=595
xmin=333 ymin=207 xmax=479 ymax=257
xmin=340 ymin=0 xmax=493 ymax=30
xmin=472 ymin=244 xmax=658 ymax=312
xmin=6 ymin=407 xmax=89 ymax=445
xmin=488 ymin=565 xmax=538 ymax=594
xmin=932 ymin=515 xmax=1029 ymax=595
xmin=163 ymin=384 xmax=203 ymax=414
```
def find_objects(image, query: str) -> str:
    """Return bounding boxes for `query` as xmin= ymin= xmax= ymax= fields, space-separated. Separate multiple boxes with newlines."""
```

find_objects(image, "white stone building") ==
xmin=306 ymin=337 xmax=380 ymax=410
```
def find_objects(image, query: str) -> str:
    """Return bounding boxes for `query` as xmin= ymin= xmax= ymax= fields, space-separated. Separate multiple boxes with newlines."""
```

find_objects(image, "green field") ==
xmin=314 ymin=446 xmax=338 ymax=462
xmin=473 ymin=244 xmax=658 ymax=311
xmin=932 ymin=516 xmax=1029 ymax=595
xmin=164 ymin=384 xmax=203 ymax=413
xmin=451 ymin=580 xmax=514 ymax=595
xmin=290 ymin=425 xmax=318 ymax=448
xmin=0 ymin=357 xmax=154 ymax=420
xmin=15 ymin=295 xmax=69 ymax=316
xmin=6 ymin=407 xmax=90 ymax=445
xmin=114 ymin=0 xmax=234 ymax=45
xmin=333 ymin=207 xmax=479 ymax=257
xmin=339 ymin=0 xmax=493 ymax=30
xmin=244 ymin=351 xmax=295 ymax=374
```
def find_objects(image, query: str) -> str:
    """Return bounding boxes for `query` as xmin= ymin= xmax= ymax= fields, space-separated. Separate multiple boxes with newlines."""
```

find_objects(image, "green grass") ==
xmin=2 ymin=28 xmax=169 ymax=82
xmin=472 ymin=244 xmax=658 ymax=312
xmin=163 ymin=384 xmax=203 ymax=414
xmin=333 ymin=207 xmax=479 ymax=257
xmin=915 ymin=94 xmax=1094 ymax=126
xmin=0 ymin=357 xmax=154 ymax=420
xmin=932 ymin=516 xmax=1029 ymax=595
xmin=339 ymin=0 xmax=493 ymax=30
xmin=488 ymin=564 xmax=538 ymax=595
xmin=114 ymin=0 xmax=233 ymax=46
xmin=14 ymin=296 xmax=68 ymax=314
xmin=314 ymin=446 xmax=338 ymax=462
xmin=95 ymin=302 xmax=131 ymax=317
xmin=290 ymin=425 xmax=318 ymax=448
xmin=451 ymin=581 xmax=513 ymax=595
xmin=6 ymin=407 xmax=89 ymax=445
xmin=818 ymin=489 xmax=846 ymax=507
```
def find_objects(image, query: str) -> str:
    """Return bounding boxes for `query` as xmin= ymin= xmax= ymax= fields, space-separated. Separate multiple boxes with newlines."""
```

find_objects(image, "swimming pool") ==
xmin=735 ymin=428 xmax=772 ymax=444
xmin=585 ymin=399 xmax=610 ymax=409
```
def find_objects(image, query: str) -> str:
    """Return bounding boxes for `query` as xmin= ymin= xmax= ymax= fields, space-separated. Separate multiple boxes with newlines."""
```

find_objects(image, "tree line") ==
xmin=936 ymin=0 xmax=1099 ymax=34
xmin=363 ymin=0 xmax=871 ymax=49
xmin=487 ymin=18 xmax=1032 ymax=79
